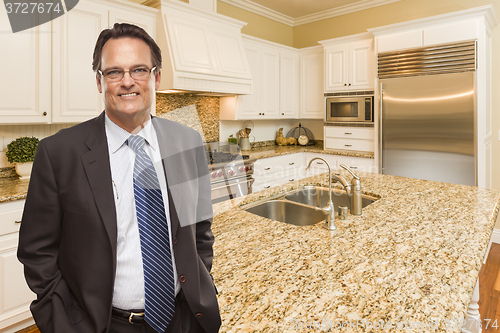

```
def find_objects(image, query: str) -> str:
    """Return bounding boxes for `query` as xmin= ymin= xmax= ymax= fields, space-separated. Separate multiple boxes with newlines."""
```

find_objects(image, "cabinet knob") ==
xmin=264 ymin=167 xmax=271 ymax=170
xmin=345 ymin=132 xmax=352 ymax=135
xmin=42 ymin=112 xmax=47 ymax=116
xmin=348 ymin=83 xmax=351 ymax=86
xmin=282 ymin=113 xmax=284 ymax=115
xmin=289 ymin=162 xmax=294 ymax=165
xmin=350 ymin=166 xmax=357 ymax=169
xmin=289 ymin=179 xmax=295 ymax=182
xmin=264 ymin=185 xmax=270 ymax=189
xmin=345 ymin=144 xmax=352 ymax=147
xmin=15 ymin=220 xmax=22 ymax=224
xmin=344 ymin=83 xmax=347 ymax=86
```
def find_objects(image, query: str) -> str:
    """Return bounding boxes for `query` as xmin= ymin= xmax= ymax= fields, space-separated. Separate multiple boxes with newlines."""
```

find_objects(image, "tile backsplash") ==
xmin=156 ymin=93 xmax=219 ymax=142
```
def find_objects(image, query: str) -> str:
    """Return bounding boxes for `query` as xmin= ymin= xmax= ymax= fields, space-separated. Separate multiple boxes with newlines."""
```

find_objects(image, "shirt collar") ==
xmin=104 ymin=114 xmax=157 ymax=154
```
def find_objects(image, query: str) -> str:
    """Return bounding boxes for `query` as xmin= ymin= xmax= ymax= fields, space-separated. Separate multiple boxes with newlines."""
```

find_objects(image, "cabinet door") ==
xmin=299 ymin=51 xmax=324 ymax=119
xmin=260 ymin=49 xmax=280 ymax=119
xmin=349 ymin=40 xmax=374 ymax=90
xmin=279 ymin=52 xmax=299 ymax=119
xmin=324 ymin=45 xmax=347 ymax=92
xmin=0 ymin=234 xmax=35 ymax=330
xmin=238 ymin=46 xmax=261 ymax=119
xmin=376 ymin=29 xmax=423 ymax=53
xmin=0 ymin=11 xmax=50 ymax=124
xmin=51 ymin=1 xmax=108 ymax=123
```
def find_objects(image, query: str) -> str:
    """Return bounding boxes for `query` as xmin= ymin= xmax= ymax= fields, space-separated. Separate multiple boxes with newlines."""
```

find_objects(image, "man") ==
xmin=17 ymin=23 xmax=221 ymax=333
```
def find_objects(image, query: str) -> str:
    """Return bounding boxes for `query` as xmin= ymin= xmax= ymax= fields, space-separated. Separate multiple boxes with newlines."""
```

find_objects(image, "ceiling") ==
xmin=218 ymin=0 xmax=402 ymax=25
xmin=246 ymin=0 xmax=371 ymax=18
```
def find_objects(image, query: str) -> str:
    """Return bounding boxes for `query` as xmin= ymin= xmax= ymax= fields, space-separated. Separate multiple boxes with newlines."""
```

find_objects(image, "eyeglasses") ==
xmin=98 ymin=66 xmax=156 ymax=81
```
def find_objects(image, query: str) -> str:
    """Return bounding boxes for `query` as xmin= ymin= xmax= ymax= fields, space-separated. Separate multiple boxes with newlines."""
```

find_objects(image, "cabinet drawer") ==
xmin=0 ymin=200 xmax=25 ymax=237
xmin=335 ymin=156 xmax=376 ymax=173
xmin=254 ymin=154 xmax=303 ymax=176
xmin=325 ymin=127 xmax=374 ymax=140
xmin=325 ymin=138 xmax=374 ymax=152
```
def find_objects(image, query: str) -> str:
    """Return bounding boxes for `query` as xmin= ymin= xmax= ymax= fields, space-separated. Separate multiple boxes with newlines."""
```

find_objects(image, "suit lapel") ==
xmin=81 ymin=112 xmax=118 ymax=257
xmin=153 ymin=117 xmax=181 ymax=237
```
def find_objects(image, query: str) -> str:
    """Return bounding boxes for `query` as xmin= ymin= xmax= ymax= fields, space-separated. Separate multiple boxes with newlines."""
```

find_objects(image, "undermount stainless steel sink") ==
xmin=243 ymin=200 xmax=326 ymax=226
xmin=242 ymin=186 xmax=379 ymax=226
xmin=284 ymin=186 xmax=377 ymax=209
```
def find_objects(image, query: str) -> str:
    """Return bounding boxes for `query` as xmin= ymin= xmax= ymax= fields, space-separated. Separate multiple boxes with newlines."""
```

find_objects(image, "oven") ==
xmin=206 ymin=147 xmax=256 ymax=204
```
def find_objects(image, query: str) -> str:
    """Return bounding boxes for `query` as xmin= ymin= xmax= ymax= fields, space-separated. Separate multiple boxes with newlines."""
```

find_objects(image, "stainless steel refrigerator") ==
xmin=380 ymin=71 xmax=476 ymax=186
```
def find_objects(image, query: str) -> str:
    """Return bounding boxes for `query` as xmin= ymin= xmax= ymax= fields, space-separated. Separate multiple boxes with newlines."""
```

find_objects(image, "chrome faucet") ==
xmin=306 ymin=157 xmax=336 ymax=230
xmin=339 ymin=164 xmax=362 ymax=215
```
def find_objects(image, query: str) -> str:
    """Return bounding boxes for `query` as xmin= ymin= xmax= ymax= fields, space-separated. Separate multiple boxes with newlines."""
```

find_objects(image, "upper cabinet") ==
xmin=298 ymin=46 xmax=324 ymax=119
xmin=320 ymin=33 xmax=374 ymax=92
xmin=220 ymin=35 xmax=299 ymax=120
xmin=0 ymin=10 xmax=51 ymax=123
xmin=0 ymin=0 xmax=157 ymax=124
xmin=374 ymin=17 xmax=482 ymax=53
xmin=52 ymin=0 xmax=157 ymax=124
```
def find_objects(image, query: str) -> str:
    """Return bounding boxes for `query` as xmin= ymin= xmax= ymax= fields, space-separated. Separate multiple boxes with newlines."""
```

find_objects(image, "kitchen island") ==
xmin=211 ymin=171 xmax=499 ymax=332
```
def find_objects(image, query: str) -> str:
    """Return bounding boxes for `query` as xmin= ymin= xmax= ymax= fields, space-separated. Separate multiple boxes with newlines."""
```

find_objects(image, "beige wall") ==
xmin=217 ymin=1 xmax=293 ymax=46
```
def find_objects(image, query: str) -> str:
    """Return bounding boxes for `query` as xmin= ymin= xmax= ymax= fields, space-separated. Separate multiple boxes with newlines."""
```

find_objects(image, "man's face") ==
xmin=96 ymin=37 xmax=161 ymax=131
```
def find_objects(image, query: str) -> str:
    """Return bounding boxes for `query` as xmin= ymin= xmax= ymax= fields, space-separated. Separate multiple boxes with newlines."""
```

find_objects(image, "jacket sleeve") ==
xmin=194 ymin=135 xmax=215 ymax=272
xmin=17 ymin=140 xmax=63 ymax=332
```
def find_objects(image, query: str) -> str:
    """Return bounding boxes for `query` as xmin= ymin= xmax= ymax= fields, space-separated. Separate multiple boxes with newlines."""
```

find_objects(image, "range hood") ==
xmin=154 ymin=0 xmax=253 ymax=95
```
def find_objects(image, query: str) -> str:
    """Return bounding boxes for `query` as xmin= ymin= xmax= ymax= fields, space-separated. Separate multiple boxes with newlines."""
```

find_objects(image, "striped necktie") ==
xmin=127 ymin=135 xmax=175 ymax=333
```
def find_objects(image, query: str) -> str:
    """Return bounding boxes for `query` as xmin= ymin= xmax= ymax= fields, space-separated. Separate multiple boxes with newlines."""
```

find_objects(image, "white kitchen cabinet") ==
xmin=51 ymin=0 xmax=157 ymax=123
xmin=320 ymin=33 xmax=374 ymax=92
xmin=220 ymin=35 xmax=299 ymax=120
xmin=279 ymin=51 xmax=299 ymax=119
xmin=299 ymin=46 xmax=324 ymax=119
xmin=304 ymin=152 xmax=376 ymax=176
xmin=375 ymin=19 xmax=479 ymax=53
xmin=324 ymin=126 xmax=374 ymax=153
xmin=0 ymin=0 xmax=157 ymax=125
xmin=0 ymin=200 xmax=35 ymax=332
xmin=253 ymin=153 xmax=304 ymax=192
xmin=376 ymin=29 xmax=423 ymax=53
xmin=0 ymin=11 xmax=51 ymax=124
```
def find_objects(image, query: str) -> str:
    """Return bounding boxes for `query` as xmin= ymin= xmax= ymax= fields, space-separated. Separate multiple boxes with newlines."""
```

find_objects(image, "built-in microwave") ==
xmin=325 ymin=94 xmax=373 ymax=123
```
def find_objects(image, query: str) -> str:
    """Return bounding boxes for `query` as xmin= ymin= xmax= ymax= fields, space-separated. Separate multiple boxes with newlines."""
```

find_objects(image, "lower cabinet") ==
xmin=253 ymin=153 xmax=304 ymax=192
xmin=0 ymin=200 xmax=35 ymax=332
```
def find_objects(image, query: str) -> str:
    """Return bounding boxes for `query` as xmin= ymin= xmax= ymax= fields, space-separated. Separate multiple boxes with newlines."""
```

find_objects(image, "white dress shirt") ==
xmin=105 ymin=114 xmax=179 ymax=310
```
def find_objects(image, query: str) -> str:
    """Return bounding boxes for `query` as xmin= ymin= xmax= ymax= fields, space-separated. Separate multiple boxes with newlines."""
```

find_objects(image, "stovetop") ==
xmin=207 ymin=151 xmax=250 ymax=165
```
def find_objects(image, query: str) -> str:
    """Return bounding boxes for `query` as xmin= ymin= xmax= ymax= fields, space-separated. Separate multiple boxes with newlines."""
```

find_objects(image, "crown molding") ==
xmin=219 ymin=0 xmax=403 ymax=27
xmin=219 ymin=0 xmax=294 ymax=26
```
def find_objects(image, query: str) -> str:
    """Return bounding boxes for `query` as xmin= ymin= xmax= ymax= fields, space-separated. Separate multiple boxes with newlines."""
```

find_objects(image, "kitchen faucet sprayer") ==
xmin=306 ymin=157 xmax=336 ymax=230
xmin=339 ymin=164 xmax=362 ymax=215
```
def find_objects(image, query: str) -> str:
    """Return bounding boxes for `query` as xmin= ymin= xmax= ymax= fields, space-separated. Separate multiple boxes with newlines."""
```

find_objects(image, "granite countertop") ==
xmin=244 ymin=142 xmax=374 ymax=160
xmin=0 ymin=175 xmax=29 ymax=203
xmin=0 ymin=144 xmax=369 ymax=203
xmin=211 ymin=171 xmax=500 ymax=332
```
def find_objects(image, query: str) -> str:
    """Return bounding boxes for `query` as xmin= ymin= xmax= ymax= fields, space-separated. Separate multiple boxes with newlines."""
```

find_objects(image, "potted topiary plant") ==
xmin=6 ymin=136 xmax=39 ymax=179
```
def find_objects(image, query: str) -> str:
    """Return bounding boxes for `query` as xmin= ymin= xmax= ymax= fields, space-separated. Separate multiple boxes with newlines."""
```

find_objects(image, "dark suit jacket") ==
xmin=17 ymin=112 xmax=221 ymax=333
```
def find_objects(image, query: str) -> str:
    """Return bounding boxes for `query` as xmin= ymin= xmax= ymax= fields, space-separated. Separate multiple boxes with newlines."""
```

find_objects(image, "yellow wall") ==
xmin=217 ymin=1 xmax=293 ymax=46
